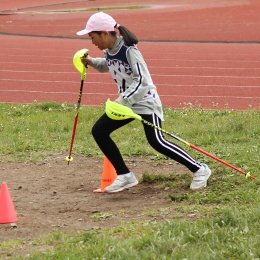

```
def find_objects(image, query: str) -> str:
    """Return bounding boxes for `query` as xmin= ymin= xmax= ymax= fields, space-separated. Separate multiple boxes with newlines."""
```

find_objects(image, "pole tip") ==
xmin=245 ymin=172 xmax=251 ymax=179
xmin=65 ymin=156 xmax=73 ymax=164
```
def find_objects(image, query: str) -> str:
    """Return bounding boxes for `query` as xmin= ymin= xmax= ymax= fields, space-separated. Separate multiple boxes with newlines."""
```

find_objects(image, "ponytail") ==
xmin=115 ymin=24 xmax=138 ymax=46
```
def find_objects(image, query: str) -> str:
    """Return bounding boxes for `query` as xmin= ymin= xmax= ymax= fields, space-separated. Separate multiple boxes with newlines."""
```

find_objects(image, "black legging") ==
xmin=92 ymin=113 xmax=201 ymax=175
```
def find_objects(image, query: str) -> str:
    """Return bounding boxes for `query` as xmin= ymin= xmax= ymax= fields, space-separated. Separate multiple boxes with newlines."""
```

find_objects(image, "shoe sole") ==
xmin=105 ymin=180 xmax=138 ymax=193
xmin=190 ymin=170 xmax=212 ymax=190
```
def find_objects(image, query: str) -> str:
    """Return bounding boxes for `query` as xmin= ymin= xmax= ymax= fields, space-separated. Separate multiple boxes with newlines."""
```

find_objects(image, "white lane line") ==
xmin=1 ymin=62 xmax=260 ymax=70
xmin=0 ymin=79 xmax=113 ymax=84
xmin=1 ymin=78 xmax=260 ymax=89
xmin=2 ymin=54 xmax=260 ymax=63
xmin=1 ymin=72 xmax=260 ymax=80
xmin=0 ymin=89 xmax=258 ymax=99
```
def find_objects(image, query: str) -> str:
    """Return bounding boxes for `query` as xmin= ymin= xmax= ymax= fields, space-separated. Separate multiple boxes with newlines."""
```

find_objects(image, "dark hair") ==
xmin=116 ymin=25 xmax=138 ymax=46
xmin=92 ymin=25 xmax=138 ymax=46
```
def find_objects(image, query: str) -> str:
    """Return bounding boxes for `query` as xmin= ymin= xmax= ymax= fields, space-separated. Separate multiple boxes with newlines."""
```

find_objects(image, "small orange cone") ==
xmin=93 ymin=157 xmax=117 ymax=193
xmin=0 ymin=182 xmax=17 ymax=224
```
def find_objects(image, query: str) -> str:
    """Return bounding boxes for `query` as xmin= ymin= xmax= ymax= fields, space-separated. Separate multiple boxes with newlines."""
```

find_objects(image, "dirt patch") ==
xmin=0 ymin=155 xmax=191 ymax=243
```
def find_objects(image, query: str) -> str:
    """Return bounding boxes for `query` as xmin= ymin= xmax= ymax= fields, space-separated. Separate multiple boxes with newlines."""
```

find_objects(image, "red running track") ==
xmin=0 ymin=0 xmax=260 ymax=109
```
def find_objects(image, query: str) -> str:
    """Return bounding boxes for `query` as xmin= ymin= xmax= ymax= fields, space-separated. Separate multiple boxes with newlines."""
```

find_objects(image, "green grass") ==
xmin=0 ymin=102 xmax=259 ymax=259
xmin=5 ymin=204 xmax=260 ymax=259
xmin=0 ymin=103 xmax=259 ymax=170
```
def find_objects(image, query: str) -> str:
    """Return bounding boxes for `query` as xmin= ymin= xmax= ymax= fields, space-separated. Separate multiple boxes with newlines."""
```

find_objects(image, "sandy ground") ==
xmin=0 ymin=155 xmax=192 ymax=245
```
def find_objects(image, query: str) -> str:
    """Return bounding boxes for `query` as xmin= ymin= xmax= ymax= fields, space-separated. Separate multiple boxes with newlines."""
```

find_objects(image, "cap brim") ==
xmin=76 ymin=29 xmax=90 ymax=36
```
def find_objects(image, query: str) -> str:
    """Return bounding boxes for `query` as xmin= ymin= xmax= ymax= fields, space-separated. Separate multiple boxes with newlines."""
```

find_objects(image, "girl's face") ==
xmin=89 ymin=32 xmax=108 ymax=50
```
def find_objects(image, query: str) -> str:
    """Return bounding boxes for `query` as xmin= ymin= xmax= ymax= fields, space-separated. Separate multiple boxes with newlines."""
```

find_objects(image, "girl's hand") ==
xmin=81 ymin=54 xmax=92 ymax=67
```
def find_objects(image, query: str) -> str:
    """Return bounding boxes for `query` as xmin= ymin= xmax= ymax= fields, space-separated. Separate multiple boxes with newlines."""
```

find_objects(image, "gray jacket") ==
xmin=88 ymin=37 xmax=164 ymax=120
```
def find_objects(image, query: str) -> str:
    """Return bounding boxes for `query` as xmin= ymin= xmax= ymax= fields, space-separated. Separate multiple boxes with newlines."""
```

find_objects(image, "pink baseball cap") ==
xmin=77 ymin=12 xmax=117 ymax=36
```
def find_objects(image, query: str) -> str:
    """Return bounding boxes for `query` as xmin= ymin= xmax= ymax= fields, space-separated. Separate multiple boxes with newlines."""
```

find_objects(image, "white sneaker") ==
xmin=190 ymin=163 xmax=211 ymax=190
xmin=105 ymin=172 xmax=138 ymax=193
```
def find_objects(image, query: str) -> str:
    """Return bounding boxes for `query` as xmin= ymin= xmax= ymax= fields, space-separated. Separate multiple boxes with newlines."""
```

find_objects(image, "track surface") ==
xmin=1 ymin=0 xmax=260 ymax=109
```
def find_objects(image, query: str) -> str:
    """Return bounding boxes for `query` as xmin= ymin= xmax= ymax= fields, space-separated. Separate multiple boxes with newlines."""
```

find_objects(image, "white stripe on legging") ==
xmin=152 ymin=113 xmax=200 ymax=168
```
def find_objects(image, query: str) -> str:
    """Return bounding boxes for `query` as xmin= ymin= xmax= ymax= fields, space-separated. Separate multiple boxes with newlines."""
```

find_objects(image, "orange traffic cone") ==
xmin=93 ymin=157 xmax=117 ymax=193
xmin=0 ymin=182 xmax=17 ymax=224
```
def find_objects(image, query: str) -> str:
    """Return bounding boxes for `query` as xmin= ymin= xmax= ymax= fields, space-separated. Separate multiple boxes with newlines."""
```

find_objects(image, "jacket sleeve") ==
xmin=121 ymin=46 xmax=153 ymax=105
xmin=88 ymin=57 xmax=109 ymax=73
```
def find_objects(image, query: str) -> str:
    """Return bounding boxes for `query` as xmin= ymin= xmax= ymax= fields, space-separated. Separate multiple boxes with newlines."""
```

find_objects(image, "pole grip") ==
xmin=76 ymin=79 xmax=84 ymax=109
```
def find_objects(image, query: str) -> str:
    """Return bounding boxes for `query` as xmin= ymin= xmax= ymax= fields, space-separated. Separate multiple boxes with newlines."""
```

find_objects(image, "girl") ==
xmin=76 ymin=12 xmax=211 ymax=193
